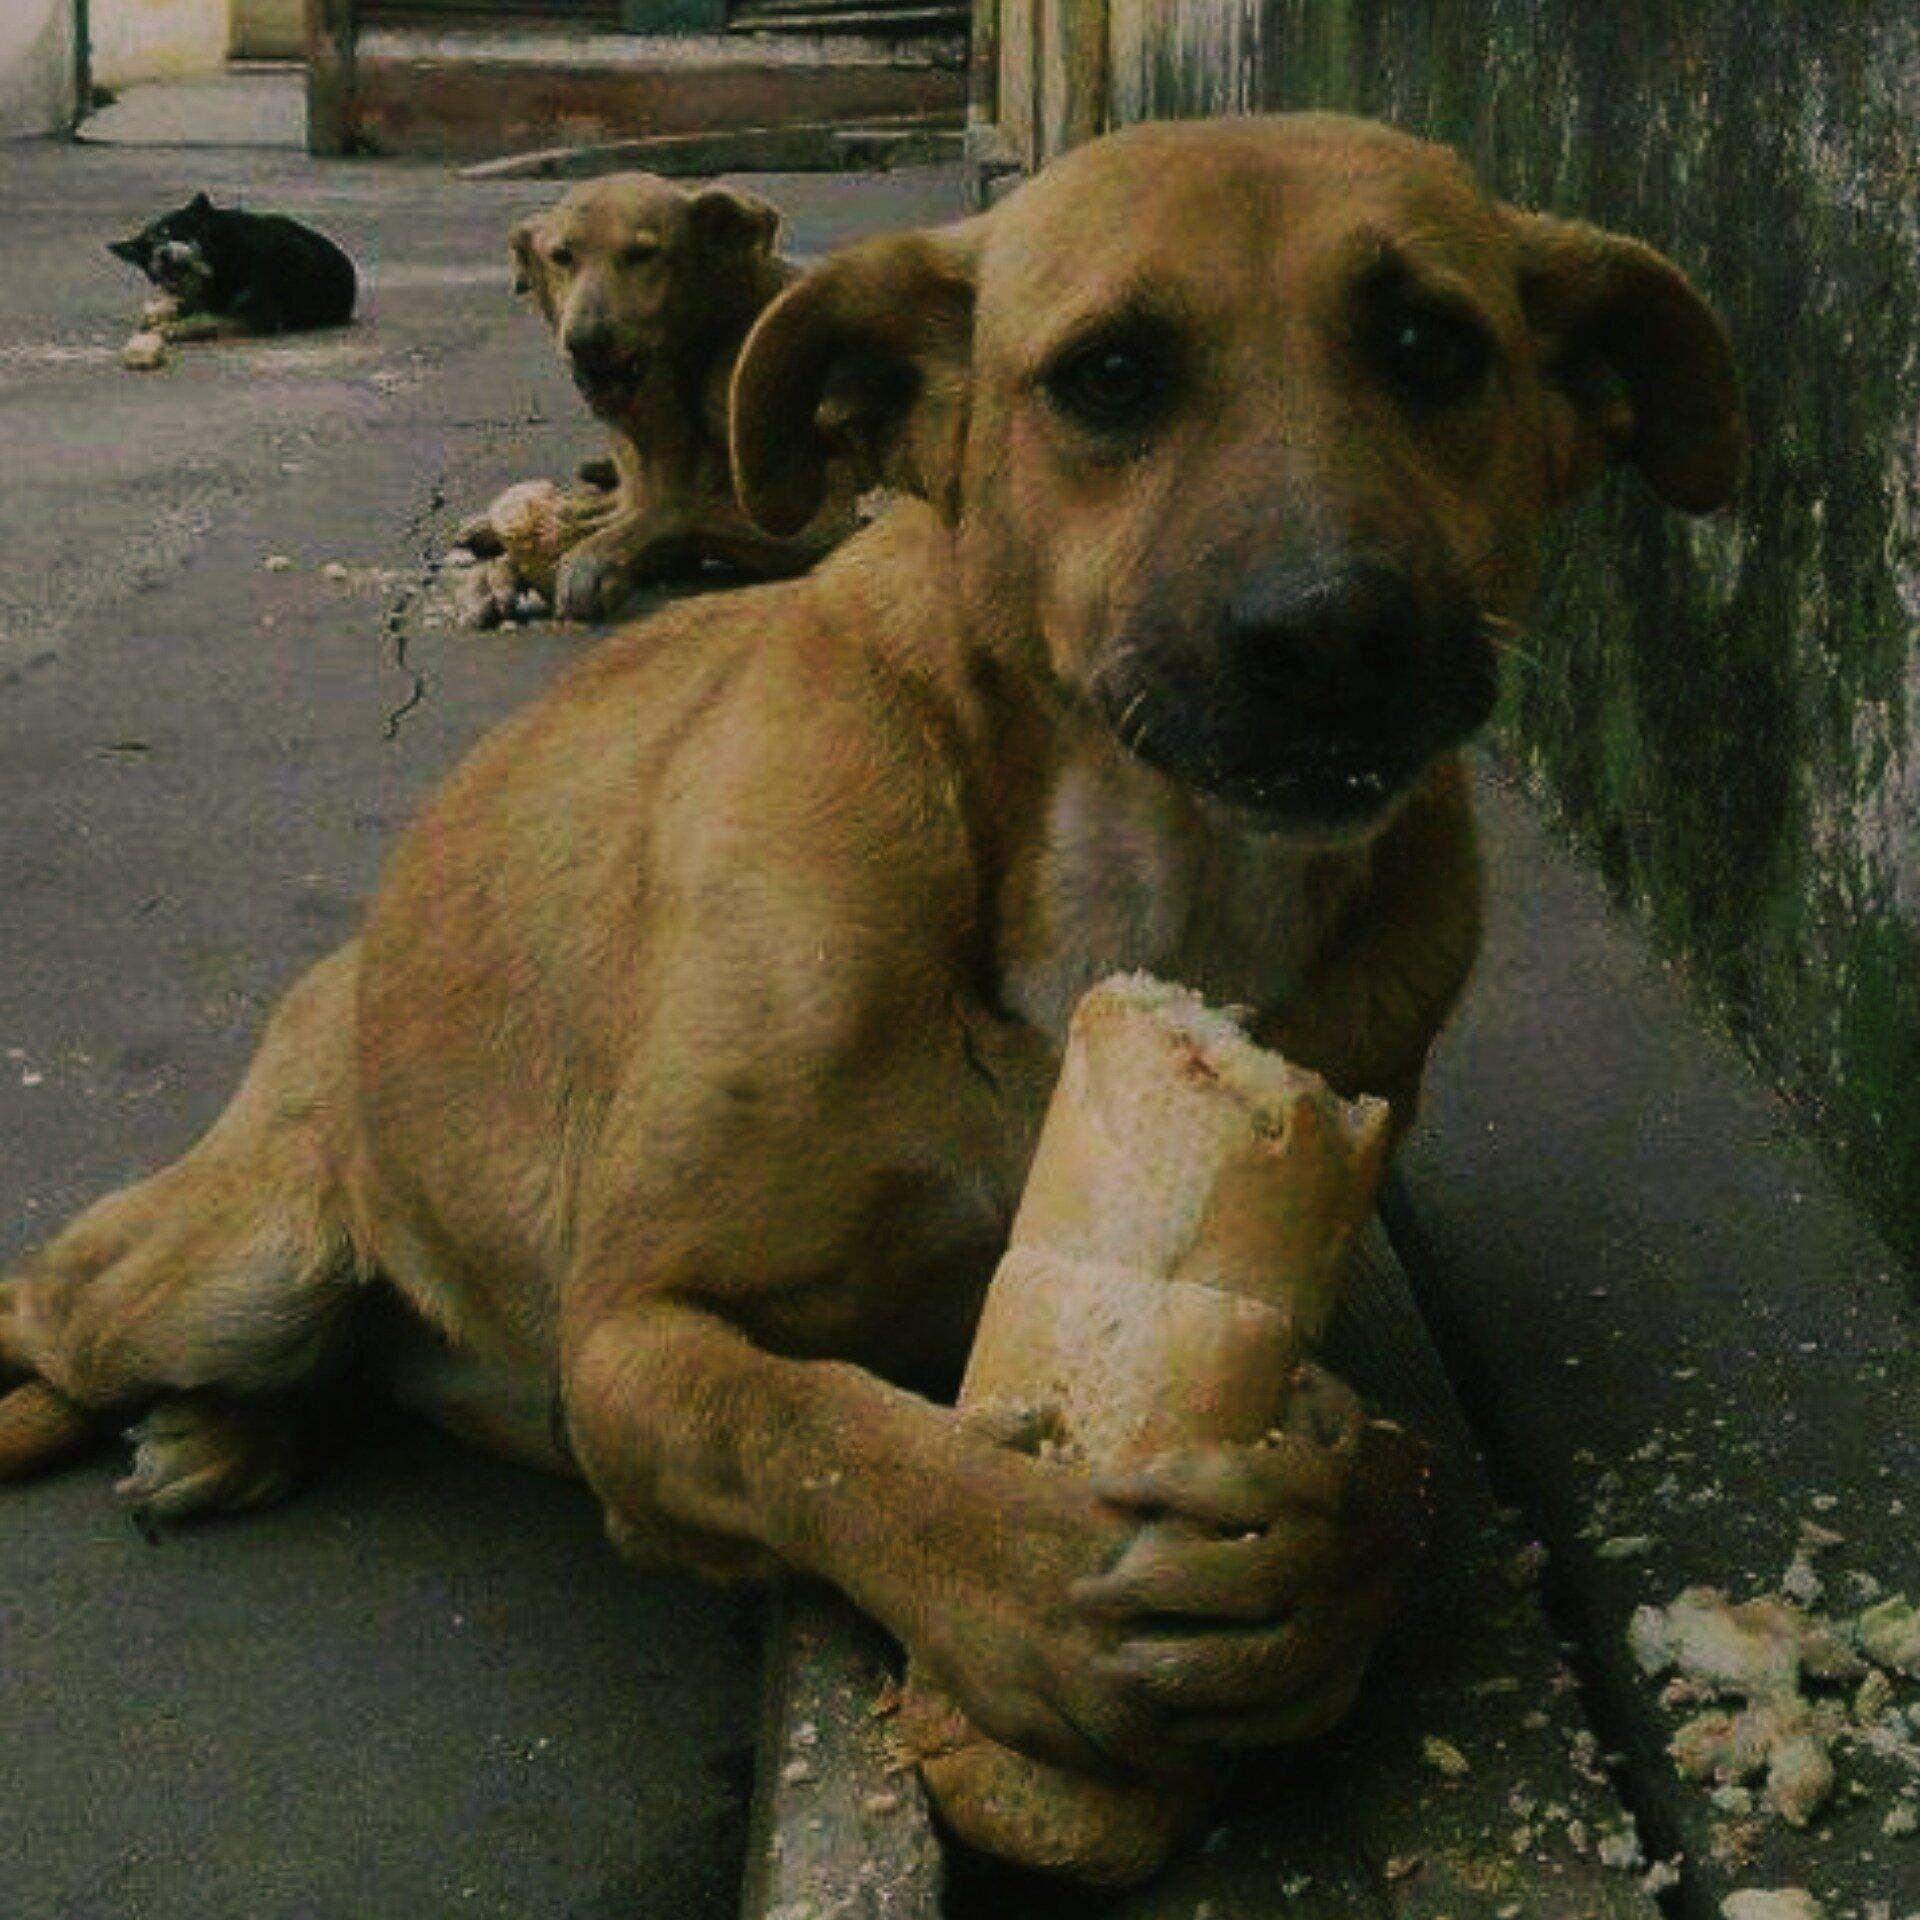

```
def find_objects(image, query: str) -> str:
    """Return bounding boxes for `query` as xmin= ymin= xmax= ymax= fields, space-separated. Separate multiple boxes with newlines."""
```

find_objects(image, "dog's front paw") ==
xmin=1075 ymin=1364 xmax=1432 ymax=1751
xmin=140 ymin=293 xmax=183 ymax=329
xmin=907 ymin=1455 xmax=1141 ymax=1777
xmin=554 ymin=542 xmax=637 ymax=624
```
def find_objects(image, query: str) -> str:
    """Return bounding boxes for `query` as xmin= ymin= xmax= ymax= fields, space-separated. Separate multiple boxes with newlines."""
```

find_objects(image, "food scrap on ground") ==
xmin=1720 ymin=1891 xmax=1825 ymax=1920
xmin=120 ymin=330 xmax=167 ymax=370
xmin=1630 ymin=1575 xmax=1920 ymax=1845
xmin=1423 ymin=1734 xmax=1473 ymax=1779
xmin=445 ymin=474 xmax=617 ymax=628
xmin=1859 ymin=1597 xmax=1920 ymax=1678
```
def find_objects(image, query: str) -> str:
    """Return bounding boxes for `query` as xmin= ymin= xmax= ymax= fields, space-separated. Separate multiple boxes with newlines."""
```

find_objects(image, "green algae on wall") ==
xmin=1073 ymin=1 xmax=1920 ymax=1265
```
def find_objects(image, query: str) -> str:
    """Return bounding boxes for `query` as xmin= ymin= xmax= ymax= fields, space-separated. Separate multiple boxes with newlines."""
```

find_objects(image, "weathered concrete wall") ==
xmin=92 ymin=0 xmax=230 ymax=89
xmin=0 ymin=0 xmax=76 ymax=139
xmin=998 ymin=1 xmax=1920 ymax=1266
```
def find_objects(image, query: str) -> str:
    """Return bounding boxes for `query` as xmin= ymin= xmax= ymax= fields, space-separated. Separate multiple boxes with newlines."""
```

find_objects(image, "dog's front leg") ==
xmin=561 ymin=1297 xmax=1140 ymax=1771
xmin=561 ymin=1298 xmax=1424 ymax=1776
xmin=693 ymin=511 xmax=849 ymax=582
xmin=155 ymin=310 xmax=251 ymax=344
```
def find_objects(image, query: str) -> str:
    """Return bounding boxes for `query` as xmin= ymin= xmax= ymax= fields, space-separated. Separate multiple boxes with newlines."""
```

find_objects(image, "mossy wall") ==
xmin=1083 ymin=2 xmax=1920 ymax=1263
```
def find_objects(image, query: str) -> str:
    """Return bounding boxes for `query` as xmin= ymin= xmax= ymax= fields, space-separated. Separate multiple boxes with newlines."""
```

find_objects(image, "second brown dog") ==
xmin=509 ymin=172 xmax=859 ymax=621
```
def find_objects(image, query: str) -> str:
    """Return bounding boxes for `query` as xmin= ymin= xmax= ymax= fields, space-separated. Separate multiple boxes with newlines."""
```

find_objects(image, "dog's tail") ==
xmin=0 ymin=1377 xmax=106 ymax=1480
xmin=0 ymin=1277 xmax=107 ymax=1477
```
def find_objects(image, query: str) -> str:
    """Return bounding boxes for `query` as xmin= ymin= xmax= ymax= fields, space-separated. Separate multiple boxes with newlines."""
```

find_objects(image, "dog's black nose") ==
xmin=566 ymin=328 xmax=622 ymax=374
xmin=1223 ymin=558 xmax=1424 ymax=717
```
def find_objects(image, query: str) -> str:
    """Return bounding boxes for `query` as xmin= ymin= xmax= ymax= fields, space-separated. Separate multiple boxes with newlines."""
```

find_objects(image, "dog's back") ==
xmin=209 ymin=208 xmax=356 ymax=329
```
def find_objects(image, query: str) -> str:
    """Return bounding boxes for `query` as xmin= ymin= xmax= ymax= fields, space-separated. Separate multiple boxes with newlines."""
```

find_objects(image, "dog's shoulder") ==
xmin=446 ymin=538 xmax=978 ymax=901
xmin=685 ymin=558 xmax=982 ymax=899
xmin=376 ymin=565 xmax=985 ymax=1088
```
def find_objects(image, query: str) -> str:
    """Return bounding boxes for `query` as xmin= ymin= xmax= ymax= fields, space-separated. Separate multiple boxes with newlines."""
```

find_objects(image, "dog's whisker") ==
xmin=1115 ymin=688 xmax=1151 ymax=747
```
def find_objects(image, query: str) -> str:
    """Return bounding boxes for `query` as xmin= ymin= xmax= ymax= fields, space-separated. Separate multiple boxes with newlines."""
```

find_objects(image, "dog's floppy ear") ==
xmin=107 ymin=237 xmax=146 ymax=265
xmin=1514 ymin=212 xmax=1744 ymax=513
xmin=731 ymin=222 xmax=983 ymax=536
xmin=509 ymin=219 xmax=555 ymax=319
xmin=689 ymin=184 xmax=782 ymax=258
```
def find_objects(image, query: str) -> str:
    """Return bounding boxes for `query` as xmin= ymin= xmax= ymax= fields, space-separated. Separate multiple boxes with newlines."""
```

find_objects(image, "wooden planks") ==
xmin=1036 ymin=0 xmax=1106 ymax=156
xmin=344 ymin=29 xmax=964 ymax=161
xmin=976 ymin=0 xmax=1283 ymax=166
xmin=456 ymin=113 xmax=961 ymax=178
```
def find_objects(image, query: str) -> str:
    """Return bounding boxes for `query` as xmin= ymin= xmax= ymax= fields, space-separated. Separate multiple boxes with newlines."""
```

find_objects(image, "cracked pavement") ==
xmin=0 ymin=138 xmax=966 ymax=1920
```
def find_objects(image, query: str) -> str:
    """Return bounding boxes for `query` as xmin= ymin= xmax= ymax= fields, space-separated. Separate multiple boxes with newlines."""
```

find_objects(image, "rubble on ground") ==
xmin=1720 ymin=1891 xmax=1824 ymax=1920
xmin=1630 ymin=1574 xmax=1920 ymax=1843
xmin=121 ymin=330 xmax=167 ymax=370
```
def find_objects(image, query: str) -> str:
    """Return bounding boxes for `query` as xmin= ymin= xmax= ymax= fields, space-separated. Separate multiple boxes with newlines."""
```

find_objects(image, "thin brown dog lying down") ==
xmin=508 ymin=171 xmax=860 ymax=622
xmin=0 ymin=116 xmax=1740 ymax=1812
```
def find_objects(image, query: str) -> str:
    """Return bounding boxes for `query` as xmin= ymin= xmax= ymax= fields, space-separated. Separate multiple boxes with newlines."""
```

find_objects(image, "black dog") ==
xmin=109 ymin=193 xmax=356 ymax=336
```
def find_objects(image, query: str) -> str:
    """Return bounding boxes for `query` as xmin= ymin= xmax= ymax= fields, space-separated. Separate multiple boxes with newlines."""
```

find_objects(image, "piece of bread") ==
xmin=121 ymin=330 xmax=168 ymax=371
xmin=448 ymin=477 xmax=619 ymax=627
xmin=906 ymin=974 xmax=1391 ymax=1882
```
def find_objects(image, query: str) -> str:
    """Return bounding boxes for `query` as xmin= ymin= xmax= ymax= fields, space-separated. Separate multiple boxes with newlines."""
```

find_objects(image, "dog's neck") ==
xmin=601 ymin=255 xmax=798 ymax=479
xmin=823 ymin=502 xmax=1377 ymax=1046
xmin=990 ymin=712 xmax=1374 ymax=1043
xmin=603 ymin=371 xmax=709 ymax=467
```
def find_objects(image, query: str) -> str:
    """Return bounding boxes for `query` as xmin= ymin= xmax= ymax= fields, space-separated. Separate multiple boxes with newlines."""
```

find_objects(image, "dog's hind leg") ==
xmin=0 ymin=942 xmax=368 ymax=1518
xmin=0 ymin=1380 xmax=104 ymax=1480
xmin=115 ymin=1393 xmax=310 ymax=1524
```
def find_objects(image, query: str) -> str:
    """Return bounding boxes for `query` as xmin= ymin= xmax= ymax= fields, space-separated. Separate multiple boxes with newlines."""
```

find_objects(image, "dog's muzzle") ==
xmin=565 ymin=334 xmax=644 ymax=405
xmin=1105 ymin=557 xmax=1498 ymax=835
xmin=151 ymin=240 xmax=211 ymax=301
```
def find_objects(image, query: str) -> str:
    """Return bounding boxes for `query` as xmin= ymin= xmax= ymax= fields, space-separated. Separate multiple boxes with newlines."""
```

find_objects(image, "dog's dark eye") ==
xmin=621 ymin=241 xmax=660 ymax=267
xmin=1042 ymin=324 xmax=1181 ymax=438
xmin=548 ymin=243 xmax=576 ymax=270
xmin=1368 ymin=301 xmax=1494 ymax=408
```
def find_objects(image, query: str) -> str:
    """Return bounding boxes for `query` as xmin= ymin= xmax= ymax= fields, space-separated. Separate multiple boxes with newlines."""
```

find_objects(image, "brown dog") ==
xmin=509 ymin=172 xmax=859 ymax=621
xmin=0 ymin=117 xmax=1739 ymax=1795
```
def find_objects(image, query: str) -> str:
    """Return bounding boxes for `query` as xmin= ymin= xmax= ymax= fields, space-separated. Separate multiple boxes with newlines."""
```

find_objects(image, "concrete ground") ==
xmin=1391 ymin=767 xmax=1920 ymax=1916
xmin=0 ymin=136 xmax=966 ymax=1920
